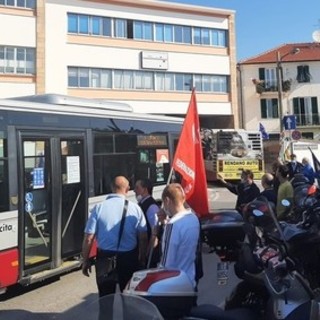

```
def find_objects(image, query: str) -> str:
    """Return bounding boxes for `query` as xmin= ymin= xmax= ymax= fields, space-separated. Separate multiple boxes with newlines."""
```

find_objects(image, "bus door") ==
xmin=18 ymin=132 xmax=87 ymax=276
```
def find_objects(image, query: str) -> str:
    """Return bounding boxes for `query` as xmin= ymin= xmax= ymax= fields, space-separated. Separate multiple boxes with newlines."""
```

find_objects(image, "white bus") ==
xmin=202 ymin=129 xmax=264 ymax=181
xmin=0 ymin=94 xmax=182 ymax=293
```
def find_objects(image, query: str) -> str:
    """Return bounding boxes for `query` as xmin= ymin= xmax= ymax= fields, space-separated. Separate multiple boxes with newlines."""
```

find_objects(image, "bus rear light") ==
xmin=11 ymin=260 xmax=19 ymax=267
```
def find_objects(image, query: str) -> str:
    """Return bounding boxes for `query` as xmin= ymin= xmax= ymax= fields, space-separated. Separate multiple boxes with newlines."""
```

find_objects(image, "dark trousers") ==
xmin=95 ymin=248 xmax=139 ymax=297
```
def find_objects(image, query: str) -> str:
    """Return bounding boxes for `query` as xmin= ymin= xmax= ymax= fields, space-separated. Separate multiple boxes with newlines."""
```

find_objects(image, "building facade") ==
xmin=238 ymin=42 xmax=320 ymax=139
xmin=0 ymin=0 xmax=238 ymax=128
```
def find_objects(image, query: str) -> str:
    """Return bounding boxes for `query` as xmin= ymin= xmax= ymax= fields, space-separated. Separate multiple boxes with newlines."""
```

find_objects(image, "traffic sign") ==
xmin=291 ymin=130 xmax=301 ymax=140
xmin=283 ymin=115 xmax=296 ymax=130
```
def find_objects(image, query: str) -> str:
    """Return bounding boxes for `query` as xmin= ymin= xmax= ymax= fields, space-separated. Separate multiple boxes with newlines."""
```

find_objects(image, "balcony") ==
xmin=252 ymin=79 xmax=291 ymax=94
xmin=296 ymin=113 xmax=320 ymax=127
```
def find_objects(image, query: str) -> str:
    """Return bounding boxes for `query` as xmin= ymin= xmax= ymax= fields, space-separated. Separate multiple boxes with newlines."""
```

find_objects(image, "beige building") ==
xmin=238 ymin=42 xmax=320 ymax=139
xmin=0 ymin=0 xmax=238 ymax=128
xmin=238 ymin=42 xmax=320 ymax=167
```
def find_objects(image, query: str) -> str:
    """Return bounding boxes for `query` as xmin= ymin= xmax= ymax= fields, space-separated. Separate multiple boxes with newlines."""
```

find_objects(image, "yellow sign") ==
xmin=223 ymin=160 xmax=260 ymax=172
xmin=219 ymin=171 xmax=264 ymax=180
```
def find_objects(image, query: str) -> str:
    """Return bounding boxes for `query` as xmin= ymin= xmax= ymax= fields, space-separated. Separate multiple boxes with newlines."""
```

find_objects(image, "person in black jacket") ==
xmin=218 ymin=169 xmax=260 ymax=214
xmin=287 ymin=154 xmax=303 ymax=180
xmin=134 ymin=178 xmax=161 ymax=267
xmin=260 ymin=173 xmax=277 ymax=207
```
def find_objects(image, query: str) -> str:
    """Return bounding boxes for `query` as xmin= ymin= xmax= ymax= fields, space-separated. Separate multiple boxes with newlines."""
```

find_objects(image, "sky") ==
xmin=162 ymin=0 xmax=320 ymax=61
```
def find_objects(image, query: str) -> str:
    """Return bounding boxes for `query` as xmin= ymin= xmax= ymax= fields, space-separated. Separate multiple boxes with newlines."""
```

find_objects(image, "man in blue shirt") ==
xmin=82 ymin=176 xmax=148 ymax=297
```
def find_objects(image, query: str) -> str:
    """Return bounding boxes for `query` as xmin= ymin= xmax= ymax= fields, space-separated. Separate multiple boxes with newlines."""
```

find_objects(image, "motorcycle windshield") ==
xmin=68 ymin=293 xmax=164 ymax=320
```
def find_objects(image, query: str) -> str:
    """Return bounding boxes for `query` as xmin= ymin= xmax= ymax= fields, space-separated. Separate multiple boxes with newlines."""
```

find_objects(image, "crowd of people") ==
xmin=219 ymin=154 xmax=317 ymax=221
xmin=80 ymin=154 xmax=318 ymax=298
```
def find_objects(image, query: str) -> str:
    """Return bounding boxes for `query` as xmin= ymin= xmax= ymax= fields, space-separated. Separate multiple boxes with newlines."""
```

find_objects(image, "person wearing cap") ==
xmin=218 ymin=169 xmax=260 ymax=214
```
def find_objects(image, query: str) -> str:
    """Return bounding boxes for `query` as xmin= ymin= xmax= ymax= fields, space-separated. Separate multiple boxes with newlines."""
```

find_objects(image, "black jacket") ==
xmin=226 ymin=181 xmax=260 ymax=213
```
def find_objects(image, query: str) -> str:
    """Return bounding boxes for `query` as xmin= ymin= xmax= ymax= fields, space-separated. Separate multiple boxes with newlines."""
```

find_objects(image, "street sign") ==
xmin=283 ymin=115 xmax=296 ymax=130
xmin=291 ymin=130 xmax=301 ymax=140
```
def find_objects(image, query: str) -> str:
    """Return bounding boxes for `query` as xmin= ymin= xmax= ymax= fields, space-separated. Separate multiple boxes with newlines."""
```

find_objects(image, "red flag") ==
xmin=172 ymin=89 xmax=209 ymax=216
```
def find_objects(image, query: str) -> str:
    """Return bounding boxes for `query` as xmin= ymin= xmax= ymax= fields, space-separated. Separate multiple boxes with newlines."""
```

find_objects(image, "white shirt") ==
xmin=160 ymin=210 xmax=200 ymax=287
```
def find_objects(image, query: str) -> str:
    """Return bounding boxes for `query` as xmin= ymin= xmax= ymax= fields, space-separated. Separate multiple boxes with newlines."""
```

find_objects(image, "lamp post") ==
xmin=276 ymin=48 xmax=300 ymax=133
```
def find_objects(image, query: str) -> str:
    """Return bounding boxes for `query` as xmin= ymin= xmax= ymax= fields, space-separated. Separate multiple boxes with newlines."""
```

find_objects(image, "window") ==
xmin=91 ymin=17 xmax=101 ymax=35
xmin=155 ymin=73 xmax=174 ymax=91
xmin=175 ymin=73 xmax=192 ymax=91
xmin=68 ymin=67 xmax=229 ymax=93
xmin=91 ymin=69 xmax=100 ymax=88
xmin=135 ymin=71 xmax=153 ymax=90
xmin=65 ymin=14 xmax=228 ymax=48
xmin=114 ymin=19 xmax=127 ymax=38
xmin=155 ymin=24 xmax=174 ymax=42
xmin=79 ymin=15 xmax=89 ymax=34
xmin=260 ymin=99 xmax=279 ymax=119
xmin=293 ymin=97 xmax=318 ymax=126
xmin=134 ymin=21 xmax=153 ymax=41
xmin=174 ymin=25 xmax=191 ymax=44
xmin=68 ymin=14 xmax=78 ymax=33
xmin=0 ymin=46 xmax=35 ymax=75
xmin=79 ymin=68 xmax=89 ymax=87
xmin=297 ymin=65 xmax=311 ymax=83
xmin=68 ymin=68 xmax=78 ymax=87
xmin=210 ymin=29 xmax=227 ymax=47
xmin=114 ymin=70 xmax=133 ymax=89
xmin=259 ymin=67 xmax=277 ymax=91
xmin=101 ymin=70 xmax=112 ymax=88
xmin=102 ymin=17 xmax=111 ymax=36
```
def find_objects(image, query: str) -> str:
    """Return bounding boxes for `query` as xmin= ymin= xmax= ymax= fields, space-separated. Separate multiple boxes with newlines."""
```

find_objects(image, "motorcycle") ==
xmin=119 ymin=189 xmax=320 ymax=320
xmin=188 ymin=192 xmax=320 ymax=320
xmin=220 ymin=195 xmax=320 ymax=320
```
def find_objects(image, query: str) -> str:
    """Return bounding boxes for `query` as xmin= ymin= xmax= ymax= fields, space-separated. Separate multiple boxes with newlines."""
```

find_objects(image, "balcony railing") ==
xmin=296 ymin=113 xmax=320 ymax=127
xmin=252 ymin=79 xmax=291 ymax=94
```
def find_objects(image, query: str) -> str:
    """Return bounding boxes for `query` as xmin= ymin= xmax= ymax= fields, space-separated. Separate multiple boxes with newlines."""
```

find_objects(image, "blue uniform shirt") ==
xmin=85 ymin=194 xmax=147 ymax=251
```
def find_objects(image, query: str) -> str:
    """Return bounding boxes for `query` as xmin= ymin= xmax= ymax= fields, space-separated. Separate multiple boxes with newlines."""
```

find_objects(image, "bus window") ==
xmin=93 ymin=132 xmax=171 ymax=195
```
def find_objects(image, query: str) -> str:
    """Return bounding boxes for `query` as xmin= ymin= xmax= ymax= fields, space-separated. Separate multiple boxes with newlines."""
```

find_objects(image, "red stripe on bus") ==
xmin=0 ymin=248 xmax=19 ymax=288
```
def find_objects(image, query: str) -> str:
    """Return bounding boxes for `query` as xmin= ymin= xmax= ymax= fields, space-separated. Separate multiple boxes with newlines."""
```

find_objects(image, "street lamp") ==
xmin=277 ymin=47 xmax=300 ymax=133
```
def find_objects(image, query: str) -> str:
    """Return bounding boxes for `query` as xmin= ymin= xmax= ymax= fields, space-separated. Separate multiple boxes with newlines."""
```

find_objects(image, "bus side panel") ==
xmin=0 ymin=248 xmax=19 ymax=288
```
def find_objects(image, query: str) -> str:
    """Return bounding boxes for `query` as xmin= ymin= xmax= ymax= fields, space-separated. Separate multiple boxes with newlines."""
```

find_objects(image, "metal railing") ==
xmin=296 ymin=113 xmax=320 ymax=127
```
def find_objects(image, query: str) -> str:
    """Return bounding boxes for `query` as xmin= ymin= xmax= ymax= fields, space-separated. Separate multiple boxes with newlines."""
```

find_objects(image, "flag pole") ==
xmin=166 ymin=167 xmax=174 ymax=185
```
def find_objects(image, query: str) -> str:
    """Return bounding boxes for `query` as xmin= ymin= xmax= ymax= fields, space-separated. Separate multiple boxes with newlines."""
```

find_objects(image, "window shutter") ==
xmin=303 ymin=65 xmax=311 ymax=82
xmin=259 ymin=68 xmax=265 ymax=81
xmin=312 ymin=97 xmax=318 ymax=125
xmin=293 ymin=97 xmax=299 ymax=114
xmin=260 ymin=99 xmax=267 ymax=118
xmin=272 ymin=98 xmax=279 ymax=118
xmin=297 ymin=66 xmax=304 ymax=83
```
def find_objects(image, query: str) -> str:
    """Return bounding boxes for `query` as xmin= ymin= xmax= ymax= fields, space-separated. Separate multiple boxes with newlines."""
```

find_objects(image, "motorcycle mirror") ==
xmin=281 ymin=199 xmax=291 ymax=207
xmin=253 ymin=209 xmax=264 ymax=217
xmin=307 ymin=184 xmax=317 ymax=195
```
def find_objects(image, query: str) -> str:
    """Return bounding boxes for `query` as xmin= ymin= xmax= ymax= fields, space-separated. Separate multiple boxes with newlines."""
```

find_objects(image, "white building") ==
xmin=0 ymin=0 xmax=239 ymax=128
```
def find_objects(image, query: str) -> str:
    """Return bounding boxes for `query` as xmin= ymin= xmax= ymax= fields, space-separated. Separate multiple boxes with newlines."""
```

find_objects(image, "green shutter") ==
xmin=261 ymin=99 xmax=267 ymax=118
